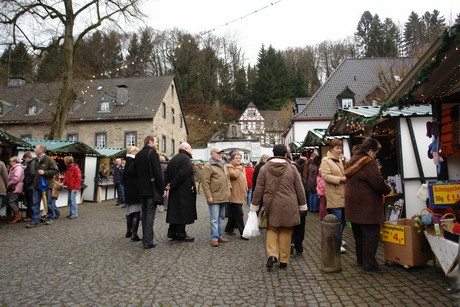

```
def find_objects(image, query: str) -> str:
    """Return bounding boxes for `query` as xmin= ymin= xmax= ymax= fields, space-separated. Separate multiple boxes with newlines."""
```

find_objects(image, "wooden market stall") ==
xmin=91 ymin=147 xmax=126 ymax=203
xmin=327 ymin=104 xmax=435 ymax=219
xmin=18 ymin=140 xmax=99 ymax=207
xmin=0 ymin=130 xmax=33 ymax=218
xmin=383 ymin=24 xmax=460 ymax=277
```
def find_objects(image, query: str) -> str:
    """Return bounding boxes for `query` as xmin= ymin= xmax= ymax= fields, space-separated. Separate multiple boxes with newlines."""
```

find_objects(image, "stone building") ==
xmin=0 ymin=76 xmax=187 ymax=157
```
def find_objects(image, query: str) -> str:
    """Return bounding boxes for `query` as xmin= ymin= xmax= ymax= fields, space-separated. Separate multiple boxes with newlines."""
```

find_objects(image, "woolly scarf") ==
xmin=344 ymin=155 xmax=374 ymax=177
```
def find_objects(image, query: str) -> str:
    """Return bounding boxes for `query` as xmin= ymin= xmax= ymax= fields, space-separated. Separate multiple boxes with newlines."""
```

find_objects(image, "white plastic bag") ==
xmin=242 ymin=211 xmax=260 ymax=239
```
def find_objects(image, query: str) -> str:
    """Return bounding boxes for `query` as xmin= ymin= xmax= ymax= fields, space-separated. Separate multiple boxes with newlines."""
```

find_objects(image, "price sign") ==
xmin=429 ymin=182 xmax=460 ymax=208
xmin=382 ymin=224 xmax=405 ymax=245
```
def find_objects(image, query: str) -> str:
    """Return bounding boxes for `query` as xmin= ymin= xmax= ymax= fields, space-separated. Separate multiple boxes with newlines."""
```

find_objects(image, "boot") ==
xmin=131 ymin=213 xmax=141 ymax=242
xmin=125 ymin=214 xmax=133 ymax=238
xmin=8 ymin=211 xmax=21 ymax=224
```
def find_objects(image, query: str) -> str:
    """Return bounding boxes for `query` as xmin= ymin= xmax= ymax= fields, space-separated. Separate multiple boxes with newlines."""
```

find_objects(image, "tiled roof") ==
xmin=294 ymin=58 xmax=416 ymax=120
xmin=0 ymin=76 xmax=175 ymax=123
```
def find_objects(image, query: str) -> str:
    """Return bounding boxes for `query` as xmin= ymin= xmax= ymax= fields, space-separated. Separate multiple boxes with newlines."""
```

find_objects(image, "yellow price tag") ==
xmin=382 ymin=224 xmax=406 ymax=245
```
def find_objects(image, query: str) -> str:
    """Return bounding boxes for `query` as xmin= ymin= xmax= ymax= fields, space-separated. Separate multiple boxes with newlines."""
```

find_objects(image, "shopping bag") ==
xmin=242 ymin=211 xmax=260 ymax=239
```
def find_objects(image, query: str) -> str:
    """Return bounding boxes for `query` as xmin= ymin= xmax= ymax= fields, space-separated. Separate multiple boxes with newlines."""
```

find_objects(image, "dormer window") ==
xmin=342 ymin=98 xmax=353 ymax=108
xmin=98 ymin=94 xmax=113 ymax=112
xmin=336 ymin=86 xmax=355 ymax=109
xmin=28 ymin=105 xmax=37 ymax=115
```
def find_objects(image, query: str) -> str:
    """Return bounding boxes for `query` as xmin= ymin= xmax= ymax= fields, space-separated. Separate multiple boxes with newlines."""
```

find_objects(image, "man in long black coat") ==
xmin=165 ymin=142 xmax=197 ymax=242
xmin=134 ymin=135 xmax=165 ymax=249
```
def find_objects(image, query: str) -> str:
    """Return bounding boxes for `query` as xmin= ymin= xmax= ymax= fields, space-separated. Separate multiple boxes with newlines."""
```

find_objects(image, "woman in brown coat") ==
xmin=345 ymin=138 xmax=391 ymax=274
xmin=251 ymin=144 xmax=307 ymax=269
xmin=225 ymin=151 xmax=248 ymax=239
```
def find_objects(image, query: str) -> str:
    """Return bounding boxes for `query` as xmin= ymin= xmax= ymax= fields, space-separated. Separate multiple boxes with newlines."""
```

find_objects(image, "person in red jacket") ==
xmin=245 ymin=162 xmax=254 ymax=205
xmin=60 ymin=156 xmax=82 ymax=219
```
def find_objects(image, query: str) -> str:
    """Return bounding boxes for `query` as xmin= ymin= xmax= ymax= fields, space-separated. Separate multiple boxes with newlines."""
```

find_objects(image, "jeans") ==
xmin=309 ymin=192 xmax=319 ymax=212
xmin=209 ymin=203 xmax=227 ymax=241
xmin=247 ymin=188 xmax=253 ymax=205
xmin=32 ymin=188 xmax=55 ymax=223
xmin=116 ymin=183 xmax=125 ymax=205
xmin=328 ymin=208 xmax=345 ymax=243
xmin=68 ymin=190 xmax=78 ymax=217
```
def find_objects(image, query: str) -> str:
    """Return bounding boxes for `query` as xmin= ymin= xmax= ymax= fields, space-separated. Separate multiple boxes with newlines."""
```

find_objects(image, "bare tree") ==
xmin=0 ymin=0 xmax=143 ymax=139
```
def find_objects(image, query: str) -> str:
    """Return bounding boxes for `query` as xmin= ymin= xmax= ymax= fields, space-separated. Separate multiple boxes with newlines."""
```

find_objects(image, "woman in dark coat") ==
xmin=344 ymin=138 xmax=391 ymax=274
xmin=123 ymin=146 xmax=142 ymax=241
xmin=165 ymin=142 xmax=197 ymax=242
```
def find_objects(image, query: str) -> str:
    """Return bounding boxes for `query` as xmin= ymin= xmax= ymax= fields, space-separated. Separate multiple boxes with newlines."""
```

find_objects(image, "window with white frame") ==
xmin=171 ymin=139 xmax=175 ymax=154
xmin=67 ymin=134 xmax=78 ymax=141
xmin=342 ymin=98 xmax=353 ymax=109
xmin=125 ymin=131 xmax=137 ymax=147
xmin=171 ymin=107 xmax=175 ymax=124
xmin=180 ymin=114 xmax=183 ymax=128
xmin=96 ymin=133 xmax=107 ymax=147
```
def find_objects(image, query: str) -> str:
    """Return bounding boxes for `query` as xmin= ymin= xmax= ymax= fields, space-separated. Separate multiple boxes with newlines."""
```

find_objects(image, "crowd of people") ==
xmin=115 ymin=135 xmax=390 ymax=273
xmin=2 ymin=136 xmax=390 ymax=274
xmin=0 ymin=144 xmax=82 ymax=228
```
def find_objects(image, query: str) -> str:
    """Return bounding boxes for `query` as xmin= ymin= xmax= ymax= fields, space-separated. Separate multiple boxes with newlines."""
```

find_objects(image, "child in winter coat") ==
xmin=316 ymin=168 xmax=327 ymax=221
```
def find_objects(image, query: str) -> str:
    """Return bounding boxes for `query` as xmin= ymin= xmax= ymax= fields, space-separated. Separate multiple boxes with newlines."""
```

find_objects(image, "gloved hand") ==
xmin=249 ymin=204 xmax=259 ymax=212
xmin=299 ymin=204 xmax=308 ymax=216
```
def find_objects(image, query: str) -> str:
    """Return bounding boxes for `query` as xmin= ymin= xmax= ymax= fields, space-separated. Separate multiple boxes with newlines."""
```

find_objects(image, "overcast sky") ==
xmin=140 ymin=0 xmax=459 ymax=64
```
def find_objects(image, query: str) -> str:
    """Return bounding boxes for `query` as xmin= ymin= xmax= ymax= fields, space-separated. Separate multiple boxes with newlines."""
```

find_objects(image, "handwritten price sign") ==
xmin=382 ymin=224 xmax=406 ymax=245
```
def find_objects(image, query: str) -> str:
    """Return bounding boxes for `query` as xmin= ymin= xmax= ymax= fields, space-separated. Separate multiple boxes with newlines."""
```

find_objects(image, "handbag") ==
xmin=258 ymin=207 xmax=268 ymax=229
xmin=258 ymin=170 xmax=287 ymax=229
xmin=147 ymin=149 xmax=164 ymax=205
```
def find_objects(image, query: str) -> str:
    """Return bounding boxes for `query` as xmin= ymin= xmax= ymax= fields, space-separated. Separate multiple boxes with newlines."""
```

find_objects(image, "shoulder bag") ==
xmin=147 ymin=149 xmax=164 ymax=205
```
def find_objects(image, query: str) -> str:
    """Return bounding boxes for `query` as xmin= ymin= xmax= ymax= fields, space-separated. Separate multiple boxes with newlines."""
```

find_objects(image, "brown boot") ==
xmin=8 ymin=212 xmax=21 ymax=224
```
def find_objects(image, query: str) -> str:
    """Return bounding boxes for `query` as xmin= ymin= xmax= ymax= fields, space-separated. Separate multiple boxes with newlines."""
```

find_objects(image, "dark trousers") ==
xmin=168 ymin=223 xmax=186 ymax=238
xmin=24 ymin=189 xmax=34 ymax=218
xmin=225 ymin=203 xmax=244 ymax=236
xmin=292 ymin=215 xmax=306 ymax=252
xmin=351 ymin=223 xmax=381 ymax=270
xmin=141 ymin=196 xmax=157 ymax=246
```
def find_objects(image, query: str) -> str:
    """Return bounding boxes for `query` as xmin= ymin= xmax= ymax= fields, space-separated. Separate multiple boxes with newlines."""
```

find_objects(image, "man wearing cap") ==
xmin=202 ymin=147 xmax=231 ymax=247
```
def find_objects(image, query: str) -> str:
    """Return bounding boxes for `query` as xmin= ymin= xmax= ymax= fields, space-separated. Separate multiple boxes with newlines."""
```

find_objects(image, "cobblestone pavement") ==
xmin=0 ymin=193 xmax=454 ymax=306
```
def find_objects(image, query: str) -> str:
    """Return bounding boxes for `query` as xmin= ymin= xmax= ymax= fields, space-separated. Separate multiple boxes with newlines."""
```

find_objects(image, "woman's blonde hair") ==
xmin=127 ymin=146 xmax=140 ymax=155
xmin=63 ymin=156 xmax=74 ymax=165
xmin=9 ymin=156 xmax=20 ymax=163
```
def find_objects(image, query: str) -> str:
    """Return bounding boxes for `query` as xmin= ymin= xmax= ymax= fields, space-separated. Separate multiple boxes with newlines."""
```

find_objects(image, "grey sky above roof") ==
xmin=293 ymin=58 xmax=417 ymax=121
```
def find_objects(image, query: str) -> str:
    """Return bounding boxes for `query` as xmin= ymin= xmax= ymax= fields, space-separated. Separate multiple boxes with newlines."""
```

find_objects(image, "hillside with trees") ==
xmin=1 ymin=6 xmax=456 ymax=144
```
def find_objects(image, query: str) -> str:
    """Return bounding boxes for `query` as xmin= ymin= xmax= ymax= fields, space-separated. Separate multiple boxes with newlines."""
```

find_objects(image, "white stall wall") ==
xmin=83 ymin=156 xmax=97 ymax=202
xmin=399 ymin=116 xmax=438 ymax=217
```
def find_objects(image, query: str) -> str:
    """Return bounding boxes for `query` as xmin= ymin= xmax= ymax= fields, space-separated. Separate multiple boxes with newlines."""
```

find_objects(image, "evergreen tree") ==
xmin=0 ymin=42 xmax=34 ymax=80
xmin=138 ymin=28 xmax=154 ymax=76
xmin=35 ymin=40 xmax=64 ymax=82
xmin=253 ymin=45 xmax=293 ymax=110
xmin=125 ymin=33 xmax=141 ymax=77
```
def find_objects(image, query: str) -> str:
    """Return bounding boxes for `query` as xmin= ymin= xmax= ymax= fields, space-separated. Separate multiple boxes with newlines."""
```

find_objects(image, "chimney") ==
xmin=7 ymin=77 xmax=26 ymax=88
xmin=116 ymin=85 xmax=128 ymax=105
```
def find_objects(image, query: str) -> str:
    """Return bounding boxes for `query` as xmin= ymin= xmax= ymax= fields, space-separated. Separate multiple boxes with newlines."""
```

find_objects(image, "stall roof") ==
xmin=343 ymin=104 xmax=432 ymax=118
xmin=302 ymin=128 xmax=327 ymax=147
xmin=93 ymin=147 xmax=126 ymax=157
xmin=0 ymin=130 xmax=33 ymax=149
xmin=328 ymin=104 xmax=432 ymax=135
xmin=23 ymin=140 xmax=99 ymax=155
